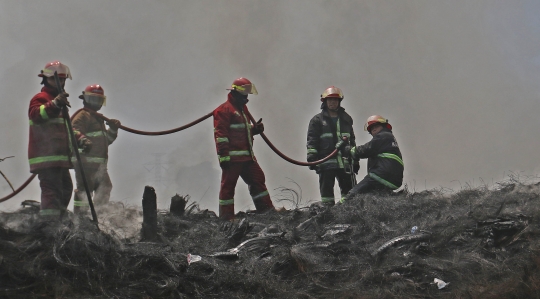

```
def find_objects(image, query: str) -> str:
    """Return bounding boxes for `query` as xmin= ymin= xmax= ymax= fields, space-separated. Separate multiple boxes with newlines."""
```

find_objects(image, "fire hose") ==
xmin=85 ymin=108 xmax=340 ymax=166
xmin=0 ymin=107 xmax=341 ymax=203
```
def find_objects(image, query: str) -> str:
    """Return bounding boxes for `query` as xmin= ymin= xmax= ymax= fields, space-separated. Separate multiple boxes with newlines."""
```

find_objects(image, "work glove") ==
xmin=335 ymin=139 xmax=347 ymax=151
xmin=353 ymin=162 xmax=360 ymax=175
xmin=252 ymin=118 xmax=264 ymax=135
xmin=341 ymin=145 xmax=352 ymax=158
xmin=53 ymin=92 xmax=70 ymax=108
xmin=220 ymin=161 xmax=230 ymax=170
xmin=107 ymin=119 xmax=121 ymax=131
xmin=80 ymin=138 xmax=93 ymax=153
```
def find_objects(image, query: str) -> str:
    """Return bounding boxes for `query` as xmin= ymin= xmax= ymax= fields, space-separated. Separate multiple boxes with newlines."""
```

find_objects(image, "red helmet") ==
xmin=364 ymin=115 xmax=392 ymax=132
xmin=226 ymin=77 xmax=258 ymax=95
xmin=38 ymin=60 xmax=72 ymax=79
xmin=79 ymin=84 xmax=107 ymax=106
xmin=320 ymin=86 xmax=344 ymax=102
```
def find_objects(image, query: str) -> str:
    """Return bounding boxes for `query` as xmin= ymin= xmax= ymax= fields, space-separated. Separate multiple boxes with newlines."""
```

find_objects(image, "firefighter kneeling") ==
xmin=71 ymin=85 xmax=121 ymax=214
xmin=340 ymin=115 xmax=404 ymax=201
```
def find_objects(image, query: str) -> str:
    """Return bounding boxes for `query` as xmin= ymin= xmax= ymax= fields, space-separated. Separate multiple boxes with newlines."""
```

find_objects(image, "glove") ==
xmin=335 ymin=139 xmax=347 ymax=150
xmin=253 ymin=118 xmax=264 ymax=134
xmin=81 ymin=139 xmax=92 ymax=153
xmin=341 ymin=145 xmax=352 ymax=158
xmin=309 ymin=165 xmax=320 ymax=174
xmin=53 ymin=92 xmax=70 ymax=108
xmin=220 ymin=161 xmax=230 ymax=169
xmin=107 ymin=119 xmax=121 ymax=130
xmin=353 ymin=163 xmax=360 ymax=174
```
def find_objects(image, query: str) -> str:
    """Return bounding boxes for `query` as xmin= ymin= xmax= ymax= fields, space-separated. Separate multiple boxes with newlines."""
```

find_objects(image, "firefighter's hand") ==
xmin=253 ymin=118 xmax=264 ymax=135
xmin=53 ymin=92 xmax=70 ymax=108
xmin=107 ymin=119 xmax=121 ymax=130
xmin=220 ymin=161 xmax=230 ymax=170
xmin=81 ymin=139 xmax=92 ymax=153
xmin=341 ymin=145 xmax=352 ymax=158
xmin=308 ymin=165 xmax=319 ymax=174
xmin=353 ymin=163 xmax=360 ymax=175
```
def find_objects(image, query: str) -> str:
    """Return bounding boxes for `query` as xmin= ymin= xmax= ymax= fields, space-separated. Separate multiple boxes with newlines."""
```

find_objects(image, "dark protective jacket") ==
xmin=306 ymin=107 xmax=358 ymax=171
xmin=213 ymin=93 xmax=261 ymax=164
xmin=28 ymin=86 xmax=82 ymax=173
xmin=71 ymin=108 xmax=118 ymax=168
xmin=351 ymin=127 xmax=403 ymax=189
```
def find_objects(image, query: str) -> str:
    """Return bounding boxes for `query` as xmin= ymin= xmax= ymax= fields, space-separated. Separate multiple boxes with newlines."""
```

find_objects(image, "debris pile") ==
xmin=2 ymin=181 xmax=540 ymax=298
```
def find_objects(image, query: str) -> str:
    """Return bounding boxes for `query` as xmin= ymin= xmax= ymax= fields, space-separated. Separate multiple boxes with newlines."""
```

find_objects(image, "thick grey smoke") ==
xmin=1 ymin=1 xmax=540 ymax=212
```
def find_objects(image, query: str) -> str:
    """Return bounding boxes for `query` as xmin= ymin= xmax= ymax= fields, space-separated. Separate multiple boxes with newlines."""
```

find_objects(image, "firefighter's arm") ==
xmin=28 ymin=95 xmax=61 ymax=124
xmin=105 ymin=119 xmax=120 ymax=145
xmin=350 ymin=135 xmax=382 ymax=160
xmin=306 ymin=116 xmax=320 ymax=162
xmin=349 ymin=125 xmax=360 ymax=171
xmin=71 ymin=110 xmax=92 ymax=152
xmin=214 ymin=108 xmax=231 ymax=165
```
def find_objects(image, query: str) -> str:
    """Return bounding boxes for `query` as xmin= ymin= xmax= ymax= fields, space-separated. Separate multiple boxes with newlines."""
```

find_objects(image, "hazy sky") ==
xmin=2 ymin=0 xmax=540 ymax=212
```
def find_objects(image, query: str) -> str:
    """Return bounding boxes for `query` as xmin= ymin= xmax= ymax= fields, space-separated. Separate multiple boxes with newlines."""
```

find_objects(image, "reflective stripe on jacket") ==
xmin=306 ymin=107 xmax=357 ymax=171
xmin=351 ymin=128 xmax=404 ymax=188
xmin=28 ymin=86 xmax=81 ymax=172
xmin=71 ymin=108 xmax=117 ymax=168
xmin=213 ymin=93 xmax=258 ymax=163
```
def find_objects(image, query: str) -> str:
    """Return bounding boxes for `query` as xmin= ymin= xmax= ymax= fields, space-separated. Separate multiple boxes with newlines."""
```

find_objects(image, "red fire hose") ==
xmin=244 ymin=110 xmax=339 ymax=167
xmin=0 ymin=174 xmax=36 ymax=203
xmin=83 ymin=108 xmax=214 ymax=136
xmin=1 ymin=108 xmax=340 ymax=204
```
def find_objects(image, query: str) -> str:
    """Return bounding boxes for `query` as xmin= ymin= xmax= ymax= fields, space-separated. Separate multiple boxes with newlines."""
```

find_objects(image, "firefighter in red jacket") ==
xmin=71 ymin=85 xmax=121 ymax=214
xmin=28 ymin=61 xmax=85 ymax=217
xmin=213 ymin=78 xmax=275 ymax=220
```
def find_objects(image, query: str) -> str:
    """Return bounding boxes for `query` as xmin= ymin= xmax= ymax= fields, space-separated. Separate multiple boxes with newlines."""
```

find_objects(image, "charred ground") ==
xmin=1 ymin=180 xmax=540 ymax=298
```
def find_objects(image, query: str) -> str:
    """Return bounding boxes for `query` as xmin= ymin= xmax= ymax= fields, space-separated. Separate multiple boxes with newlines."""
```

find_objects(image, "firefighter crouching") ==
xmin=341 ymin=115 xmax=403 ymax=200
xmin=213 ymin=77 xmax=275 ymax=220
xmin=307 ymin=86 xmax=359 ymax=206
xmin=28 ymin=61 xmax=81 ymax=218
xmin=71 ymin=84 xmax=120 ymax=213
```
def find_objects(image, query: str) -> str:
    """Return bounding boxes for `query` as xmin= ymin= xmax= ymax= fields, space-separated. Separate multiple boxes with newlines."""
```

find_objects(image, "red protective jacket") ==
xmin=28 ymin=86 xmax=81 ymax=173
xmin=71 ymin=108 xmax=118 ymax=169
xmin=213 ymin=94 xmax=261 ymax=163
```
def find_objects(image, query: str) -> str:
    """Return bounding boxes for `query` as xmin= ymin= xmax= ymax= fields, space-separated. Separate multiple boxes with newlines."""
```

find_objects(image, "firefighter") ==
xmin=71 ymin=85 xmax=121 ymax=213
xmin=341 ymin=115 xmax=403 ymax=200
xmin=213 ymin=77 xmax=275 ymax=220
xmin=306 ymin=86 xmax=359 ymax=206
xmin=28 ymin=61 xmax=83 ymax=217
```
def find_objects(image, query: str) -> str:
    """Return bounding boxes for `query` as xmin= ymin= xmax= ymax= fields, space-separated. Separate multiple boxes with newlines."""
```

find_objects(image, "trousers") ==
xmin=73 ymin=164 xmax=112 ymax=213
xmin=218 ymin=161 xmax=274 ymax=220
xmin=37 ymin=167 xmax=73 ymax=217
xmin=344 ymin=175 xmax=391 ymax=201
xmin=319 ymin=168 xmax=354 ymax=205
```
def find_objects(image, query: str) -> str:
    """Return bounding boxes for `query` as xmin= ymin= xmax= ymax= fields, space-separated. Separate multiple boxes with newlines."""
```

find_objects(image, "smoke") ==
xmin=2 ymin=1 xmax=540 ymax=212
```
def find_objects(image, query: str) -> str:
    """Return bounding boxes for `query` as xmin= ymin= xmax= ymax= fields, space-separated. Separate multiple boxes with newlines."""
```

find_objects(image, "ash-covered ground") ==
xmin=2 ymin=180 xmax=540 ymax=299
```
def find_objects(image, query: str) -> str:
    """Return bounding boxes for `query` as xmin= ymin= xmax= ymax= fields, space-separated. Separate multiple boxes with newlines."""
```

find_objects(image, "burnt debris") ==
xmin=2 ymin=182 xmax=540 ymax=298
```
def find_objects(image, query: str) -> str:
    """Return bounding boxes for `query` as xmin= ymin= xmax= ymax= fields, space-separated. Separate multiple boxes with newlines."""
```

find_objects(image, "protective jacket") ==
xmin=28 ymin=86 xmax=81 ymax=173
xmin=213 ymin=93 xmax=261 ymax=164
xmin=351 ymin=128 xmax=403 ymax=189
xmin=307 ymin=107 xmax=357 ymax=171
xmin=71 ymin=108 xmax=117 ymax=168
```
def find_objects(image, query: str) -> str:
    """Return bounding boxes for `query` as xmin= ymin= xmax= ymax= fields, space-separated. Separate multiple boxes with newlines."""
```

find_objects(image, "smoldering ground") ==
xmin=2 ymin=177 xmax=540 ymax=298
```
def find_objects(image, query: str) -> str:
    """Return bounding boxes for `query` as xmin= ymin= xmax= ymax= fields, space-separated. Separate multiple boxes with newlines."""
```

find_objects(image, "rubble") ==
xmin=1 ymin=182 xmax=540 ymax=298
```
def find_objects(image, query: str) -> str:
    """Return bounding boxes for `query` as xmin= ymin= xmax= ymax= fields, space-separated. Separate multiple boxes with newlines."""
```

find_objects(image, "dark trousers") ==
xmin=37 ymin=167 xmax=73 ymax=216
xmin=219 ymin=161 xmax=274 ymax=220
xmin=345 ymin=175 xmax=389 ymax=201
xmin=319 ymin=168 xmax=354 ymax=205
